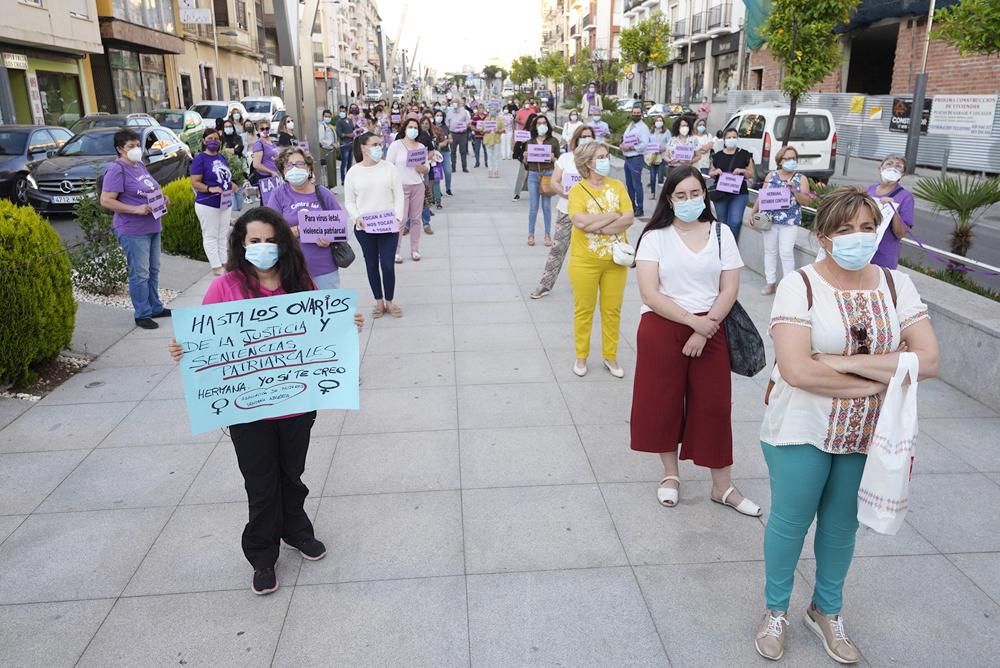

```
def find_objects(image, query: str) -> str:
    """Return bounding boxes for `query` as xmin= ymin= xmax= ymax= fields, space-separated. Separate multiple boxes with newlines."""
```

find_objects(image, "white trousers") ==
xmin=501 ymin=131 xmax=513 ymax=159
xmin=762 ymin=223 xmax=799 ymax=285
xmin=195 ymin=202 xmax=232 ymax=269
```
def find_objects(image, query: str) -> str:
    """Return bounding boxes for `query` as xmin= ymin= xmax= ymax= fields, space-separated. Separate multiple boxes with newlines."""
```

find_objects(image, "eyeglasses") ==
xmin=286 ymin=161 xmax=307 ymax=169
xmin=850 ymin=324 xmax=869 ymax=355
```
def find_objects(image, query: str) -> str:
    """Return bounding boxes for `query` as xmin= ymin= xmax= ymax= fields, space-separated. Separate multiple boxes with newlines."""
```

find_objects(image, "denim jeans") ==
xmin=527 ymin=170 xmax=553 ymax=236
xmin=233 ymin=187 xmax=245 ymax=211
xmin=472 ymin=136 xmax=487 ymax=167
xmin=648 ymin=162 xmax=665 ymax=192
xmin=442 ymin=150 xmax=453 ymax=192
xmin=116 ymin=230 xmax=164 ymax=320
xmin=339 ymin=143 xmax=354 ymax=182
xmin=312 ymin=271 xmax=340 ymax=290
xmin=623 ymin=155 xmax=645 ymax=213
xmin=713 ymin=192 xmax=749 ymax=243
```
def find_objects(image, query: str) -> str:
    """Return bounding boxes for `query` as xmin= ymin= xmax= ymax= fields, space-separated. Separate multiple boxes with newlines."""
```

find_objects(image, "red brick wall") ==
xmin=748 ymin=46 xmax=842 ymax=93
xmin=892 ymin=19 xmax=1000 ymax=95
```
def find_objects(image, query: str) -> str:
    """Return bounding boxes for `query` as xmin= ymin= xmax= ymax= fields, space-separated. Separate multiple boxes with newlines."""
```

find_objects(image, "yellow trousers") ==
xmin=568 ymin=253 xmax=628 ymax=360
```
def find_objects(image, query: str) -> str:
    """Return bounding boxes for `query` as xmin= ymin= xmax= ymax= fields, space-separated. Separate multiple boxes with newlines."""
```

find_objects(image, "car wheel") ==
xmin=13 ymin=174 xmax=29 ymax=205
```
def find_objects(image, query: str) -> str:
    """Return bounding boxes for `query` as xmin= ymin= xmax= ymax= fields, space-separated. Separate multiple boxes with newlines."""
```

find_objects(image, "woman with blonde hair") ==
xmin=566 ymin=140 xmax=633 ymax=378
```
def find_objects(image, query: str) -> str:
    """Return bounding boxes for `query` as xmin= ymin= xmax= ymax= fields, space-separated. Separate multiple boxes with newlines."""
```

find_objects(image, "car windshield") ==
xmin=192 ymin=105 xmax=226 ymax=119
xmin=774 ymin=115 xmax=831 ymax=141
xmin=58 ymin=133 xmax=116 ymax=157
xmin=0 ymin=130 xmax=28 ymax=155
xmin=242 ymin=100 xmax=271 ymax=113
xmin=153 ymin=112 xmax=184 ymax=129
xmin=91 ymin=118 xmax=130 ymax=128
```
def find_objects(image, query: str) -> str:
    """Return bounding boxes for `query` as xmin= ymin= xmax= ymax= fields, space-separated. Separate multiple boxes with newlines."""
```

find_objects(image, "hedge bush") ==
xmin=71 ymin=193 xmax=128 ymax=295
xmin=0 ymin=200 xmax=76 ymax=387
xmin=160 ymin=177 xmax=207 ymax=261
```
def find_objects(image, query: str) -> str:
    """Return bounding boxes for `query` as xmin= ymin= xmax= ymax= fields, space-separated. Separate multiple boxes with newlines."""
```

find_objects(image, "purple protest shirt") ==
xmin=101 ymin=159 xmax=161 ymax=236
xmin=266 ymin=183 xmax=340 ymax=278
xmin=191 ymin=151 xmax=232 ymax=207
xmin=252 ymin=139 xmax=278 ymax=175
xmin=867 ymin=183 xmax=916 ymax=269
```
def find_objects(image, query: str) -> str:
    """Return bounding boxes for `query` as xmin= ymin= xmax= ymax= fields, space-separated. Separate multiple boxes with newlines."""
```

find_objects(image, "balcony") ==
xmin=570 ymin=24 xmax=578 ymax=36
xmin=691 ymin=12 xmax=703 ymax=34
xmin=707 ymin=2 xmax=733 ymax=31
xmin=672 ymin=19 xmax=686 ymax=39
xmin=624 ymin=0 xmax=643 ymax=11
xmin=218 ymin=28 xmax=259 ymax=57
xmin=584 ymin=13 xmax=596 ymax=31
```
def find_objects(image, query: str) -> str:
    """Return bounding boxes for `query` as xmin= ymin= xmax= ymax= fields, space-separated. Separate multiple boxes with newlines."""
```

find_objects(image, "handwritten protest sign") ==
xmin=514 ymin=130 xmax=531 ymax=142
xmin=758 ymin=186 xmax=792 ymax=211
xmin=258 ymin=176 xmax=282 ymax=203
xmin=406 ymin=147 xmax=427 ymax=167
xmin=391 ymin=113 xmax=401 ymax=123
xmin=298 ymin=209 xmax=347 ymax=243
xmin=671 ymin=143 xmax=695 ymax=162
xmin=451 ymin=121 xmax=468 ymax=133
xmin=361 ymin=209 xmax=399 ymax=234
xmin=716 ymin=172 xmax=744 ymax=194
xmin=172 ymin=290 xmax=360 ymax=434
xmin=479 ymin=120 xmax=498 ymax=132
xmin=218 ymin=189 xmax=233 ymax=210
xmin=526 ymin=143 xmax=553 ymax=162
xmin=562 ymin=172 xmax=582 ymax=195
xmin=875 ymin=200 xmax=899 ymax=248
xmin=621 ymin=133 xmax=638 ymax=149
xmin=146 ymin=190 xmax=167 ymax=219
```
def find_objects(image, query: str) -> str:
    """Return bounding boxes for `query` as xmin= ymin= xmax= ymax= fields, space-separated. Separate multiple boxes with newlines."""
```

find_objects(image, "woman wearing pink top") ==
xmin=167 ymin=206 xmax=363 ymax=596
xmin=385 ymin=117 xmax=430 ymax=263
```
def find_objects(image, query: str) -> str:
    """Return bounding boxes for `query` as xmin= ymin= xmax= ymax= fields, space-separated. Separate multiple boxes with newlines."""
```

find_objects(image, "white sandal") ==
xmin=712 ymin=485 xmax=762 ymax=517
xmin=657 ymin=476 xmax=680 ymax=507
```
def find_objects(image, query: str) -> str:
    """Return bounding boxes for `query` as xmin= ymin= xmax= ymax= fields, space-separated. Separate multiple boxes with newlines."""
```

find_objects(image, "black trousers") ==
xmin=339 ymin=143 xmax=354 ymax=182
xmin=354 ymin=229 xmax=398 ymax=300
xmin=451 ymin=131 xmax=469 ymax=170
xmin=229 ymin=411 xmax=317 ymax=569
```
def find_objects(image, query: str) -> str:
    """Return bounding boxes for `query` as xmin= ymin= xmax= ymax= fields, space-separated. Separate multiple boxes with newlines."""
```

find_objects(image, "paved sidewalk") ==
xmin=2 ymin=164 xmax=999 ymax=667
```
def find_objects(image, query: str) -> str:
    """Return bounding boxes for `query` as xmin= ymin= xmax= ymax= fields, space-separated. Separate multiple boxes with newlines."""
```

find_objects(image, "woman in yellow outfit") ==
xmin=567 ymin=141 xmax=635 ymax=378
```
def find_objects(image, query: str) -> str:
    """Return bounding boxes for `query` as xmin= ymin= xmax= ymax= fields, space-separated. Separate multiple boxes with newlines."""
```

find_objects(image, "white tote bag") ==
xmin=857 ymin=352 xmax=919 ymax=535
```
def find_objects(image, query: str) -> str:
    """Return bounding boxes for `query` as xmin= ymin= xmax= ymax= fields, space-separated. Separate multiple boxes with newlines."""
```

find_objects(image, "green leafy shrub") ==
xmin=0 ymin=200 xmax=76 ymax=387
xmin=601 ymin=109 xmax=631 ymax=146
xmin=160 ymin=177 xmax=207 ymax=261
xmin=71 ymin=193 xmax=127 ymax=295
xmin=224 ymin=148 xmax=246 ymax=185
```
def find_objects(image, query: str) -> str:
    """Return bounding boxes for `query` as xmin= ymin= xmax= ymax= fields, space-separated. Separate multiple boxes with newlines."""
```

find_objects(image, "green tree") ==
xmin=567 ymin=48 xmax=621 ymax=95
xmin=482 ymin=65 xmax=501 ymax=93
xmin=761 ymin=0 xmax=859 ymax=145
xmin=509 ymin=56 xmax=539 ymax=87
xmin=537 ymin=51 xmax=568 ymax=85
xmin=935 ymin=0 xmax=1000 ymax=56
xmin=451 ymin=74 xmax=465 ymax=94
xmin=619 ymin=15 xmax=672 ymax=100
xmin=913 ymin=175 xmax=1000 ymax=262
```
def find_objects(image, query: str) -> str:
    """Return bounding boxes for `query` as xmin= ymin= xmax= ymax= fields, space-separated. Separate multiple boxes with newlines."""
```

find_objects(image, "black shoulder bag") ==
xmin=715 ymin=223 xmax=766 ymax=377
xmin=315 ymin=188 xmax=356 ymax=269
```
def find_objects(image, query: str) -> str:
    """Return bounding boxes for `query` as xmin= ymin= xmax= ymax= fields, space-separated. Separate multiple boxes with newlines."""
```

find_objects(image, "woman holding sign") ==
xmin=708 ymin=128 xmax=755 ymax=243
xmin=251 ymin=120 xmax=281 ymax=185
xmin=867 ymin=154 xmax=915 ymax=269
xmin=386 ymin=118 xmax=431 ymax=263
xmin=523 ymin=114 xmax=561 ymax=247
xmin=266 ymin=147 xmax=343 ymax=289
xmin=167 ymin=207 xmax=366 ymax=596
xmin=100 ymin=128 xmax=170 ymax=330
xmin=751 ymin=146 xmax=812 ymax=295
xmin=345 ymin=132 xmax=407 ymax=318
xmin=191 ymin=128 xmax=236 ymax=276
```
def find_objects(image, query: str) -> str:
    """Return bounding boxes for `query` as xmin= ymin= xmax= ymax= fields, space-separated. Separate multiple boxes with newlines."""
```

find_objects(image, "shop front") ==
xmin=676 ymin=42 xmax=708 ymax=104
xmin=1 ymin=49 xmax=94 ymax=127
xmin=711 ymin=33 xmax=741 ymax=101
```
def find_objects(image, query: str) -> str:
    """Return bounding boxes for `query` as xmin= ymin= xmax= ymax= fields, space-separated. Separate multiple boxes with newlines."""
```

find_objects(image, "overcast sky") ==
xmin=377 ymin=0 xmax=542 ymax=75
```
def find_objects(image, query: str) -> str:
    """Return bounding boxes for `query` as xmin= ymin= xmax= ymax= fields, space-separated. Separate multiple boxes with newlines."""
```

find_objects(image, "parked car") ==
xmin=151 ymin=108 xmax=205 ymax=153
xmin=720 ymin=104 xmax=837 ymax=182
xmin=69 ymin=112 xmax=157 ymax=134
xmin=189 ymin=101 xmax=249 ymax=130
xmin=0 ymin=124 xmax=74 ymax=205
xmin=535 ymin=89 xmax=555 ymax=109
xmin=364 ymin=88 xmax=382 ymax=102
xmin=25 ymin=126 xmax=191 ymax=215
xmin=240 ymin=96 xmax=285 ymax=124
xmin=644 ymin=103 xmax=693 ymax=119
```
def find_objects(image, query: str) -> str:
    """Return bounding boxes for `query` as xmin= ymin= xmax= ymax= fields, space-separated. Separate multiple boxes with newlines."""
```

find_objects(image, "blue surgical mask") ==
xmin=405 ymin=127 xmax=419 ymax=139
xmin=244 ymin=242 xmax=279 ymax=270
xmin=285 ymin=167 xmax=309 ymax=186
xmin=826 ymin=232 xmax=878 ymax=271
xmin=782 ymin=159 xmax=798 ymax=171
xmin=339 ymin=111 xmax=346 ymax=118
xmin=369 ymin=145 xmax=383 ymax=161
xmin=594 ymin=158 xmax=611 ymax=176
xmin=673 ymin=199 xmax=705 ymax=223
xmin=724 ymin=138 xmax=738 ymax=149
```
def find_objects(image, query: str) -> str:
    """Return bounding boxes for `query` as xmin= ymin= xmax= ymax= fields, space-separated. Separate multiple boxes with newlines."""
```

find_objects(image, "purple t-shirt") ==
xmin=266 ymin=183 xmax=340 ymax=278
xmin=867 ymin=184 xmax=915 ymax=269
xmin=191 ymin=151 xmax=232 ymax=207
xmin=252 ymin=139 xmax=278 ymax=176
xmin=101 ymin=159 xmax=161 ymax=236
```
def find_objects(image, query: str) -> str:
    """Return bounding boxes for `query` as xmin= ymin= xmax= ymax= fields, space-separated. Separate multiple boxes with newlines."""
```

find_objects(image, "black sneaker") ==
xmin=283 ymin=536 xmax=327 ymax=561
xmin=512 ymin=194 xmax=520 ymax=201
xmin=135 ymin=318 xmax=158 ymax=330
xmin=446 ymin=190 xmax=453 ymax=196
xmin=251 ymin=567 xmax=278 ymax=595
xmin=151 ymin=308 xmax=172 ymax=318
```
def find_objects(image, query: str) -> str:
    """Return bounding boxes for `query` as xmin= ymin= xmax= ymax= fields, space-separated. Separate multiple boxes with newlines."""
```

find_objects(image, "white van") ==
xmin=189 ymin=101 xmax=249 ymax=130
xmin=241 ymin=96 xmax=286 ymax=124
xmin=720 ymin=104 xmax=837 ymax=182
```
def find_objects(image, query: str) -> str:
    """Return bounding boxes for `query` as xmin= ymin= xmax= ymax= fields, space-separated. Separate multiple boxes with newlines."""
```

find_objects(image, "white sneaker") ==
xmin=411 ymin=251 xmax=421 ymax=261
xmin=572 ymin=361 xmax=587 ymax=377
xmin=394 ymin=254 xmax=402 ymax=264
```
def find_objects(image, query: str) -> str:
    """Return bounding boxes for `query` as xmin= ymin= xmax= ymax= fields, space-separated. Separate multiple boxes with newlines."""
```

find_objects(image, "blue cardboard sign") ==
xmin=172 ymin=289 xmax=360 ymax=434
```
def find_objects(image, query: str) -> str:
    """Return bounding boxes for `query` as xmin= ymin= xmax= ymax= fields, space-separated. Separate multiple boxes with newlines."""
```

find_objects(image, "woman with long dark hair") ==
xmin=167 ymin=207 xmax=363 ymax=596
xmin=523 ymin=113 xmax=561 ymax=246
xmin=385 ymin=117 xmax=430 ymax=263
xmin=630 ymin=166 xmax=760 ymax=516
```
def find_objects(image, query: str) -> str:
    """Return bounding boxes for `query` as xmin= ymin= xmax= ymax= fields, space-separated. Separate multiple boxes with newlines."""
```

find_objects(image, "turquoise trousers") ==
xmin=761 ymin=442 xmax=867 ymax=614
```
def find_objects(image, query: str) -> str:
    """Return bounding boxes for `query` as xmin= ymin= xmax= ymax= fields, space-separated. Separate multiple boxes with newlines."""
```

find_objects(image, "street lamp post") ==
xmin=904 ymin=1 xmax=938 ymax=174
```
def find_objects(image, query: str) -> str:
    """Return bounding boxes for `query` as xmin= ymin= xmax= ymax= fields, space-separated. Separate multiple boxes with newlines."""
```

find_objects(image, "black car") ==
xmin=68 ymin=113 xmax=157 ymax=134
xmin=26 ymin=126 xmax=191 ymax=215
xmin=0 ymin=125 xmax=74 ymax=205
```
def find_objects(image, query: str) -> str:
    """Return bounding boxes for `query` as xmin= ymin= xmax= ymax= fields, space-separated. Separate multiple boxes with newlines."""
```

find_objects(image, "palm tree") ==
xmin=912 ymin=175 xmax=1000 ymax=257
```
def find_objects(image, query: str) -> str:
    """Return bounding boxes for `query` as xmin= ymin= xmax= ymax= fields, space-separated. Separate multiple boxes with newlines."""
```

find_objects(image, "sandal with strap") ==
xmin=387 ymin=303 xmax=403 ymax=318
xmin=712 ymin=486 xmax=762 ymax=517
xmin=371 ymin=303 xmax=385 ymax=319
xmin=657 ymin=476 xmax=680 ymax=507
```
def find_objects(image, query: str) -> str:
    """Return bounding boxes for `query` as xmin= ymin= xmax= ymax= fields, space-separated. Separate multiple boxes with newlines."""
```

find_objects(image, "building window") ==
xmin=35 ymin=71 xmax=84 ymax=127
xmin=67 ymin=0 xmax=89 ymax=18
xmin=712 ymin=52 xmax=739 ymax=100
xmin=20 ymin=0 xmax=43 ymax=6
xmin=228 ymin=78 xmax=240 ymax=101
xmin=108 ymin=48 xmax=167 ymax=113
xmin=252 ymin=81 xmax=262 ymax=95
xmin=110 ymin=0 xmax=175 ymax=34
xmin=235 ymin=0 xmax=248 ymax=30
xmin=242 ymin=79 xmax=250 ymax=97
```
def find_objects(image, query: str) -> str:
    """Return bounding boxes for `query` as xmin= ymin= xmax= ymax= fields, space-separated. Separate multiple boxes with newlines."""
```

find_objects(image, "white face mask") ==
xmin=570 ymin=114 xmax=578 ymax=121
xmin=285 ymin=121 xmax=294 ymax=130
xmin=724 ymin=138 xmax=738 ymax=148
xmin=405 ymin=127 xmax=419 ymax=140
xmin=125 ymin=147 xmax=142 ymax=162
xmin=536 ymin=125 xmax=548 ymax=136
xmin=679 ymin=126 xmax=689 ymax=136
xmin=881 ymin=167 xmax=902 ymax=183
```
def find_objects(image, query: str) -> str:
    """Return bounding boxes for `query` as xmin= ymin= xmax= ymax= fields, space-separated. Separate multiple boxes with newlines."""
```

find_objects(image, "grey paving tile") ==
xmin=324 ymin=430 xmax=459 ymax=496
xmin=460 ymin=426 xmax=595 ymax=488
xmin=458 ymin=382 xmax=572 ymax=429
xmin=463 ymin=484 xmax=627 ymax=573
xmin=917 ymin=378 xmax=998 ymax=418
xmin=0 ymin=450 xmax=89 ymax=514
xmin=0 ymin=599 xmax=115 ymax=668
xmin=468 ymin=567 xmax=667 ymax=667
xmin=100 ymin=399 xmax=220 ymax=446
xmin=601 ymin=481 xmax=764 ymax=566
xmin=549 ymin=348 xmax=638 ymax=383
xmin=273 ymin=577 xmax=469 ymax=667
xmin=310 ymin=408 xmax=347 ymax=436
xmin=39 ymin=364 xmax=172 ymax=405
xmin=450 ymin=268 xmax=518 ymax=284
xmin=88 ymin=333 xmax=181 ymax=368
xmin=125 ymin=502 xmax=305 ymax=596
xmin=0 ymin=515 xmax=25 ymax=543
xmin=452 ymin=301 xmax=532 ymax=324
xmin=454 ymin=322 xmax=542 ymax=351
xmin=360 ymin=351 xmax=456 ymax=389
xmin=0 ymin=401 xmax=137 ymax=452
xmin=79 ymin=589 xmax=291 ymax=668
xmin=949 ymin=553 xmax=1000 ymax=604
xmin=921 ymin=417 xmax=1000 ymax=472
xmin=560 ymin=379 xmax=633 ymax=426
xmin=144 ymin=365 xmax=186 ymax=400
xmin=0 ymin=397 xmax=33 ymax=431
xmin=0 ymin=507 xmax=172 ymax=603
xmin=368 ymin=301 xmax=452 ymax=326
xmin=366 ymin=324 xmax=454 ymax=354
xmin=393 ymin=284 xmax=453 ymax=305
xmin=906 ymin=430 xmax=979 ymax=474
xmin=578 ymin=423 xmax=656 ymax=483
xmin=455 ymin=349 xmax=556 ymax=385
xmin=906 ymin=473 xmax=1000 ymax=552
xmin=298 ymin=491 xmax=464 ymax=584
xmin=182 ymin=436 xmax=335 ymax=506
xmin=451 ymin=255 xmax=510 ymax=270
xmin=389 ymin=268 xmax=451 ymax=287
xmin=342 ymin=386 xmax=457 ymax=434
